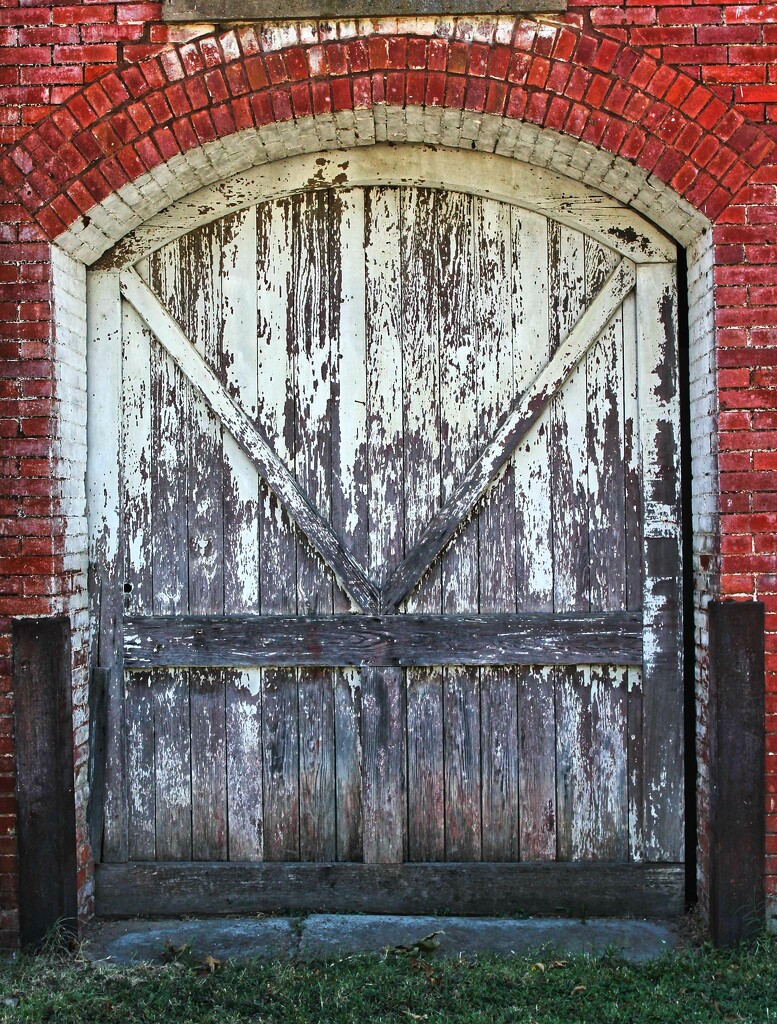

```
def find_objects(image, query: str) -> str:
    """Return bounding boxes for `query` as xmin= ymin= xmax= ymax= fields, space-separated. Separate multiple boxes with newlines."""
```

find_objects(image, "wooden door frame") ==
xmin=87 ymin=144 xmax=685 ymax=918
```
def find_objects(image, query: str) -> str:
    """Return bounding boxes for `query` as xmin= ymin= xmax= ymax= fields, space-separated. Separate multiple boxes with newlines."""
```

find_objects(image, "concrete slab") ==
xmin=86 ymin=915 xmax=679 ymax=965
xmin=85 ymin=917 xmax=297 ymax=965
xmin=298 ymin=915 xmax=679 ymax=962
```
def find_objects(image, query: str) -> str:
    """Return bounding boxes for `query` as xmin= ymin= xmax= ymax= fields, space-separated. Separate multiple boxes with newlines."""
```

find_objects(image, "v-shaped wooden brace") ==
xmin=379 ymin=257 xmax=636 ymax=611
xmin=121 ymin=256 xmax=635 ymax=616
xmin=120 ymin=268 xmax=381 ymax=614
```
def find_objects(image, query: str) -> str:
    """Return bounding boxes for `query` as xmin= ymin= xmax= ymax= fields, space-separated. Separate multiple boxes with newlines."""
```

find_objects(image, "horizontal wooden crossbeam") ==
xmin=123 ymin=611 xmax=643 ymax=669
xmin=96 ymin=861 xmax=684 ymax=919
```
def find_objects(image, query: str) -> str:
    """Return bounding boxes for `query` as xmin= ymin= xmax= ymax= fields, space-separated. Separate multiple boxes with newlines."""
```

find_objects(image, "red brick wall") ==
xmin=1 ymin=0 xmax=776 ymax=946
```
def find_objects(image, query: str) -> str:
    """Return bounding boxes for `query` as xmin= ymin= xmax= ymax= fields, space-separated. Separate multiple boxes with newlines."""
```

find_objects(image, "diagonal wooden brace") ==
xmin=120 ymin=267 xmax=381 ymax=614
xmin=380 ymin=256 xmax=637 ymax=613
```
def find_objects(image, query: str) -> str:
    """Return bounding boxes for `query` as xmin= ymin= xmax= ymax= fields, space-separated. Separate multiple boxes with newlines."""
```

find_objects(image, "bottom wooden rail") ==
xmin=96 ymin=861 xmax=684 ymax=919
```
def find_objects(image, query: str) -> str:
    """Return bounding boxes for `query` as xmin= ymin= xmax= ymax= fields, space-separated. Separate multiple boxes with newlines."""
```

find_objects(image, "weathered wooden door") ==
xmin=89 ymin=148 xmax=684 ymax=917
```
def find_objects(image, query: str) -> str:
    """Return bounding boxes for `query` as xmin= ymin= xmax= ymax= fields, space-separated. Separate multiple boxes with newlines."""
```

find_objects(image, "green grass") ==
xmin=1 ymin=933 xmax=775 ymax=1024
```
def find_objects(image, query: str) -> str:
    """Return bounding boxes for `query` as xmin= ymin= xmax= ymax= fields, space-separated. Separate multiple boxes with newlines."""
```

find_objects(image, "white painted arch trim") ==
xmin=97 ymin=144 xmax=675 ymax=270
xmin=54 ymin=109 xmax=710 ymax=268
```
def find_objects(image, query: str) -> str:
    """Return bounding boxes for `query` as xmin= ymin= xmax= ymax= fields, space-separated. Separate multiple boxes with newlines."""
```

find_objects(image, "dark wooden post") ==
xmin=12 ymin=618 xmax=78 ymax=949
xmin=708 ymin=600 xmax=765 ymax=947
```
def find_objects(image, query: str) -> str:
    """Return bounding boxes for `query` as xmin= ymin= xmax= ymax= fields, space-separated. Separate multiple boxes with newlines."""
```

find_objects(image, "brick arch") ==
xmin=0 ymin=19 xmax=774 ymax=256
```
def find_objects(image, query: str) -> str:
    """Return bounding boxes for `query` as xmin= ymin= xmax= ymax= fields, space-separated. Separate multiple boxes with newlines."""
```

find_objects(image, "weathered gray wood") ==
xmin=361 ymin=666 xmax=406 ymax=863
xmin=97 ymin=861 xmax=685 ymax=920
xmin=220 ymin=208 xmax=263 ymax=862
xmin=87 ymin=666 xmax=109 ymax=865
xmin=257 ymin=196 xmax=299 ymax=863
xmin=511 ymin=211 xmax=555 ymax=862
xmin=637 ymin=263 xmax=683 ymax=862
xmin=361 ymin=187 xmax=406 ymax=865
xmin=557 ymin=668 xmax=629 ymax=861
xmin=622 ymin=286 xmax=644 ymax=862
xmin=401 ymin=187 xmax=444 ymax=863
xmin=439 ymin=190 xmax=481 ymax=862
xmin=572 ymin=237 xmax=627 ymax=861
xmin=381 ymin=256 xmax=636 ymax=613
xmin=14 ymin=619 xmax=78 ymax=947
xmin=293 ymin=190 xmax=336 ymax=862
xmin=146 ymin=262 xmax=192 ymax=861
xmin=124 ymin=612 xmax=644 ymax=669
xmin=163 ymin=0 xmax=567 ymax=21
xmin=120 ymin=267 xmax=380 ymax=615
xmin=518 ymin=667 xmax=557 ymax=860
xmin=331 ymin=189 xmax=367 ymax=861
xmin=155 ymin=224 xmax=228 ymax=863
xmin=550 ymin=223 xmax=591 ymax=864
xmin=477 ymin=197 xmax=518 ymax=862
xmin=708 ymin=600 xmax=766 ymax=947
xmin=125 ymin=673 xmax=155 ymax=861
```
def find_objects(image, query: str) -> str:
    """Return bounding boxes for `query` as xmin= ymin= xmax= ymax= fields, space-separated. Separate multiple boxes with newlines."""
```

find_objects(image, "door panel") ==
xmin=107 ymin=182 xmax=682 ymax=874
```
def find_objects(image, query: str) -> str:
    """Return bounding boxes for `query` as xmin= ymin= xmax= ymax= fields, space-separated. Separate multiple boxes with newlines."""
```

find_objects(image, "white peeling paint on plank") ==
xmin=220 ymin=207 xmax=264 ymax=861
xmin=400 ymin=186 xmax=443 ymax=863
xmin=121 ymin=294 xmax=155 ymax=862
xmin=636 ymin=263 xmax=683 ymax=862
xmin=476 ymin=195 xmax=519 ymax=862
xmin=331 ymin=187 xmax=367 ymax=860
xmin=257 ymin=195 xmax=300 ymax=863
xmin=437 ymin=189 xmax=481 ymax=863
xmin=87 ymin=269 xmax=126 ymax=862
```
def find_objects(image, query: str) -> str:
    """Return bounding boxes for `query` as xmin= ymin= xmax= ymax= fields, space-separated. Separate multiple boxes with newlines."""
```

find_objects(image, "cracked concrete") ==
xmin=85 ymin=916 xmax=680 ymax=965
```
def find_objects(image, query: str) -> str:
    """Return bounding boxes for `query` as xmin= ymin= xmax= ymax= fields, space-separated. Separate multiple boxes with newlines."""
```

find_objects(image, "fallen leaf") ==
xmin=571 ymin=985 xmax=587 ymax=996
xmin=409 ymin=958 xmax=440 ymax=986
xmin=532 ymin=962 xmax=546 ymax=973
xmin=388 ymin=932 xmax=444 ymax=956
xmin=197 ymin=954 xmax=222 ymax=975
xmin=162 ymin=940 xmax=192 ymax=963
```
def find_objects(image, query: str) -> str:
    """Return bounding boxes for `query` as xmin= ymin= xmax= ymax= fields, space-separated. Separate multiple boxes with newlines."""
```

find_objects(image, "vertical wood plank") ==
xmin=150 ymin=231 xmax=228 ymax=861
xmin=13 ymin=619 xmax=77 ymax=948
xmin=709 ymin=601 xmax=765 ymax=946
xmin=511 ymin=210 xmax=555 ymax=862
xmin=549 ymin=222 xmax=589 ymax=863
xmin=257 ymin=196 xmax=300 ymax=862
xmin=292 ymin=190 xmax=336 ymax=862
xmin=438 ymin=190 xmax=481 ymax=862
xmin=583 ymin=238 xmax=628 ymax=861
xmin=148 ymin=252 xmax=192 ymax=861
xmin=220 ymin=208 xmax=263 ymax=861
xmin=331 ymin=189 xmax=367 ymax=861
xmin=476 ymin=197 xmax=519 ymax=863
xmin=401 ymin=187 xmax=442 ymax=862
xmin=121 ymin=295 xmax=156 ymax=861
xmin=87 ymin=269 xmax=127 ymax=863
xmin=364 ymin=186 xmax=406 ymax=863
xmin=636 ymin=262 xmax=684 ymax=862
xmin=623 ymin=290 xmax=645 ymax=860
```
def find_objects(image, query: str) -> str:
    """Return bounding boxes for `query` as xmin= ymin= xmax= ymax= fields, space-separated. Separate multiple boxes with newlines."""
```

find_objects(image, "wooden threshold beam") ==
xmin=97 ymin=861 xmax=683 ymax=919
xmin=124 ymin=611 xmax=643 ymax=669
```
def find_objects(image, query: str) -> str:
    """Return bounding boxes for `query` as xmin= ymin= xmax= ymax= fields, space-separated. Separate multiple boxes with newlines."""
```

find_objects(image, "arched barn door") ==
xmin=89 ymin=148 xmax=684 ymax=918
